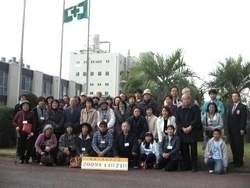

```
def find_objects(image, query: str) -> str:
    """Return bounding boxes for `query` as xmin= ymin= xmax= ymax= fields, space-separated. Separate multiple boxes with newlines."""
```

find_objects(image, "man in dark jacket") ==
xmin=113 ymin=122 xmax=138 ymax=167
xmin=227 ymin=92 xmax=247 ymax=168
xmin=138 ymin=89 xmax=159 ymax=117
xmin=63 ymin=98 xmax=81 ymax=134
xmin=176 ymin=94 xmax=201 ymax=172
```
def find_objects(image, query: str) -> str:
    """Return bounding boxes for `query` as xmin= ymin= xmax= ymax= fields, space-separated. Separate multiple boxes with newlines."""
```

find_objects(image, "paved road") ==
xmin=0 ymin=157 xmax=249 ymax=188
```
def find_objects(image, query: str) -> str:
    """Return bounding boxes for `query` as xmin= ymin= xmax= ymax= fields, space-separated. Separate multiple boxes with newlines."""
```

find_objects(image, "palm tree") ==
xmin=207 ymin=55 xmax=250 ymax=101
xmin=124 ymin=49 xmax=200 ymax=104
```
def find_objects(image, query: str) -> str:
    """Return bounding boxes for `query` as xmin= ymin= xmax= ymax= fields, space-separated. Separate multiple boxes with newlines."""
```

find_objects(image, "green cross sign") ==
xmin=64 ymin=0 xmax=88 ymax=23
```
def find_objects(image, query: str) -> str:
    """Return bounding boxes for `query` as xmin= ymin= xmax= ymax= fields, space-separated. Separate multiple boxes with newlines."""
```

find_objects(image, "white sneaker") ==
xmin=209 ymin=170 xmax=214 ymax=173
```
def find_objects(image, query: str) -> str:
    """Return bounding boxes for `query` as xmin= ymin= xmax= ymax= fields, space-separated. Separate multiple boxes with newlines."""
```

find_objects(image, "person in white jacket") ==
xmin=140 ymin=132 xmax=160 ymax=169
xmin=145 ymin=106 xmax=158 ymax=139
xmin=157 ymin=106 xmax=176 ymax=143
xmin=97 ymin=98 xmax=115 ymax=130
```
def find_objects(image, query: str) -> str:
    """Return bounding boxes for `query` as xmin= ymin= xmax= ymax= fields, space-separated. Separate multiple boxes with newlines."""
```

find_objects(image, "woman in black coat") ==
xmin=114 ymin=101 xmax=130 ymax=136
xmin=75 ymin=123 xmax=93 ymax=156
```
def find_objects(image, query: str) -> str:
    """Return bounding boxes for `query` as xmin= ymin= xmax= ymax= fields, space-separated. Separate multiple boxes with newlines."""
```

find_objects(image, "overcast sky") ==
xmin=0 ymin=0 xmax=250 ymax=92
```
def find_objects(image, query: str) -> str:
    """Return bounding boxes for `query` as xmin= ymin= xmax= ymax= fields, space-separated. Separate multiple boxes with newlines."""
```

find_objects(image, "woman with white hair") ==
xmin=35 ymin=124 xmax=58 ymax=165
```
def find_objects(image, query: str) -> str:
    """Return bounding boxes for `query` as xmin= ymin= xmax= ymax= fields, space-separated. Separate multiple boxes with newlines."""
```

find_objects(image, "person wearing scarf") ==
xmin=46 ymin=99 xmax=64 ymax=140
xmin=139 ymin=132 xmax=160 ymax=169
xmin=57 ymin=123 xmax=76 ymax=165
xmin=31 ymin=96 xmax=48 ymax=162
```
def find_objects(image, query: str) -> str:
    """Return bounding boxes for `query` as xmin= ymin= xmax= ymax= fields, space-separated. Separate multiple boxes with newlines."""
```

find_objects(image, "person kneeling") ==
xmin=158 ymin=125 xmax=180 ymax=171
xmin=35 ymin=124 xmax=57 ymax=166
xmin=90 ymin=121 xmax=113 ymax=157
xmin=113 ymin=122 xmax=138 ymax=168
xmin=75 ymin=123 xmax=93 ymax=156
xmin=57 ymin=123 xmax=76 ymax=165
xmin=140 ymin=132 xmax=159 ymax=169
xmin=204 ymin=129 xmax=228 ymax=174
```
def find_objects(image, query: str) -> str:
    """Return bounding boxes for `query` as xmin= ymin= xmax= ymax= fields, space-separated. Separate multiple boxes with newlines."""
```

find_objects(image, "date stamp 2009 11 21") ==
xmin=81 ymin=157 xmax=128 ymax=171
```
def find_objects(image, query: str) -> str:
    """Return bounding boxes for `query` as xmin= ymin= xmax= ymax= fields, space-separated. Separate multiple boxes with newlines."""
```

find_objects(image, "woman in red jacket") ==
xmin=13 ymin=100 xmax=36 ymax=164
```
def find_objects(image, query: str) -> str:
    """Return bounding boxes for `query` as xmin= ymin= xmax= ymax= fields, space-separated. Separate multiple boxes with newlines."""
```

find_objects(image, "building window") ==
xmin=95 ymin=60 xmax=102 ymax=63
xmin=105 ymin=83 xmax=109 ymax=86
xmin=90 ymin=91 xmax=93 ymax=95
xmin=90 ymin=83 xmax=94 ymax=86
xmin=0 ymin=70 xmax=8 ymax=96
xmin=61 ymin=86 xmax=67 ymax=96
xmin=83 ymin=72 xmax=86 ymax=76
xmin=106 ymin=60 xmax=110 ymax=63
xmin=98 ymin=72 xmax=102 ymax=76
xmin=97 ymin=83 xmax=101 ymax=86
xmin=105 ymin=91 xmax=109 ymax=96
xmin=90 ymin=72 xmax=94 ymax=76
xmin=105 ymin=71 xmax=109 ymax=76
xmin=42 ymin=81 xmax=52 ymax=95
xmin=76 ymin=72 xmax=80 ymax=76
xmin=21 ymin=76 xmax=32 ymax=93
xmin=75 ymin=61 xmax=80 ymax=64
xmin=91 ymin=60 xmax=95 ymax=63
xmin=83 ymin=61 xmax=86 ymax=64
xmin=0 ymin=101 xmax=6 ymax=106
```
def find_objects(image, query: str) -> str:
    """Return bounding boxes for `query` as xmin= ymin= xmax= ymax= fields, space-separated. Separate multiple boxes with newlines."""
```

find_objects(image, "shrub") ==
xmin=0 ymin=107 xmax=15 ymax=148
xmin=246 ymin=122 xmax=250 ymax=143
xmin=26 ymin=93 xmax=38 ymax=108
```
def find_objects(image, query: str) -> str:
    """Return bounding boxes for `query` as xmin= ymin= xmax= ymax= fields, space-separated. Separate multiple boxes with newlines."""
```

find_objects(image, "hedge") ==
xmin=0 ymin=107 xmax=15 ymax=148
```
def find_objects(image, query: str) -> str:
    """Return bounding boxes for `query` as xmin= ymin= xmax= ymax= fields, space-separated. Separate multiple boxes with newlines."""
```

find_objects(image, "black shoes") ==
xmin=19 ymin=160 xmax=24 ymax=164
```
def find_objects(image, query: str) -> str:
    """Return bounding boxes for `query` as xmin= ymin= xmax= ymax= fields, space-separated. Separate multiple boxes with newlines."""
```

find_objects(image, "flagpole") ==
xmin=85 ymin=0 xmax=91 ymax=95
xmin=17 ymin=0 xmax=27 ymax=100
xmin=58 ymin=0 xmax=66 ymax=99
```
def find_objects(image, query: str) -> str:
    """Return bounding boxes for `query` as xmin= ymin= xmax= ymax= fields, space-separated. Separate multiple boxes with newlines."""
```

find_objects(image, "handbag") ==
xmin=69 ymin=156 xmax=82 ymax=168
xmin=41 ymin=153 xmax=53 ymax=166
xmin=22 ymin=112 xmax=32 ymax=134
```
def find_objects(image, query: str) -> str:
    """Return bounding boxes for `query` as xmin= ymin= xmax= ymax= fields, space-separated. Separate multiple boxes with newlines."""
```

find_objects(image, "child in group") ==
xmin=204 ymin=129 xmax=228 ymax=174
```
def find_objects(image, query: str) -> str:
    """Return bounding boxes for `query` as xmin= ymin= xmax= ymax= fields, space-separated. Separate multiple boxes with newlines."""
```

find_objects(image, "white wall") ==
xmin=7 ymin=64 xmax=19 ymax=107
xmin=32 ymin=71 xmax=43 ymax=97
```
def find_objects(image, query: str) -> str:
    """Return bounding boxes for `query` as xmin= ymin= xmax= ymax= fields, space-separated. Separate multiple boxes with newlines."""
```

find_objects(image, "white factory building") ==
xmin=68 ymin=34 xmax=132 ymax=97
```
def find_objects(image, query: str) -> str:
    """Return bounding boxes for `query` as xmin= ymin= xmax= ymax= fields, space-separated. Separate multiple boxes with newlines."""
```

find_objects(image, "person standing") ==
xmin=227 ymin=92 xmax=247 ymax=168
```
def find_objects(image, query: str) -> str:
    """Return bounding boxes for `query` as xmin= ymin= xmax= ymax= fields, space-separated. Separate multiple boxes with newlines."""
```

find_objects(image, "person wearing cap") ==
xmin=113 ymin=122 xmax=138 ymax=168
xmin=63 ymin=98 xmax=81 ymax=134
xmin=158 ymin=125 xmax=181 ymax=171
xmin=140 ymin=132 xmax=160 ymax=169
xmin=75 ymin=123 xmax=93 ymax=156
xmin=201 ymin=89 xmax=225 ymax=117
xmin=94 ymin=90 xmax=103 ymax=99
xmin=134 ymin=89 xmax=143 ymax=104
xmin=35 ymin=124 xmax=58 ymax=165
xmin=14 ymin=94 xmax=27 ymax=116
xmin=92 ymin=95 xmax=100 ymax=110
xmin=46 ymin=99 xmax=64 ymax=141
xmin=138 ymin=89 xmax=159 ymax=117
xmin=57 ymin=123 xmax=76 ymax=165
xmin=78 ymin=92 xmax=87 ymax=110
xmin=97 ymin=98 xmax=115 ymax=130
xmin=90 ymin=121 xmax=113 ymax=157
xmin=45 ymin=95 xmax=54 ymax=110
xmin=13 ymin=100 xmax=36 ymax=164
xmin=80 ymin=97 xmax=98 ymax=133
xmin=176 ymin=93 xmax=201 ymax=172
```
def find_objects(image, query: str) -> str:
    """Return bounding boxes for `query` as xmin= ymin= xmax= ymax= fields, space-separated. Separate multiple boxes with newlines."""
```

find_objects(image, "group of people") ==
xmin=12 ymin=87 xmax=248 ymax=174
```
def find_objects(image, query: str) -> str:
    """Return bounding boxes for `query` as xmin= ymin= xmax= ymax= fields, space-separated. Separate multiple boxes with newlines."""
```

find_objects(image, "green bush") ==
xmin=26 ymin=93 xmax=38 ymax=108
xmin=0 ymin=107 xmax=15 ymax=148
xmin=246 ymin=122 xmax=250 ymax=143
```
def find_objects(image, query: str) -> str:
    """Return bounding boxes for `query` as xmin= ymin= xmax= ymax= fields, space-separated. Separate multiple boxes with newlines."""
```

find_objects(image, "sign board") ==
xmin=81 ymin=157 xmax=128 ymax=171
